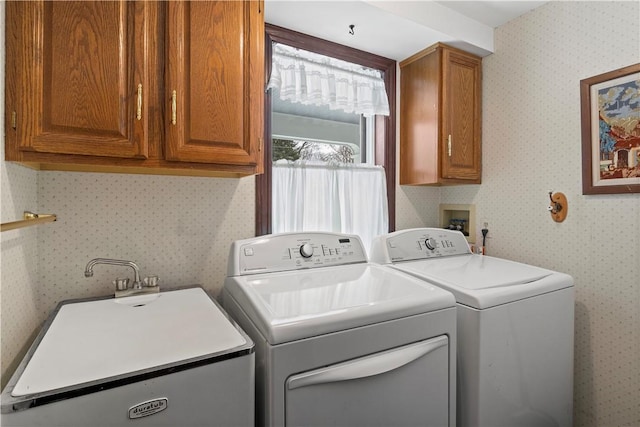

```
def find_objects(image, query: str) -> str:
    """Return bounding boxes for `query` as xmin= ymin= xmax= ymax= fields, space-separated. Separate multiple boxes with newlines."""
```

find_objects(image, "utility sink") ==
xmin=9 ymin=287 xmax=247 ymax=397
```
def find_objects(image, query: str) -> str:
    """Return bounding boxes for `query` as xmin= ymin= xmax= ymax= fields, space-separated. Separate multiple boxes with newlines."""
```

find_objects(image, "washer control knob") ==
xmin=299 ymin=243 xmax=314 ymax=258
xmin=425 ymin=238 xmax=437 ymax=251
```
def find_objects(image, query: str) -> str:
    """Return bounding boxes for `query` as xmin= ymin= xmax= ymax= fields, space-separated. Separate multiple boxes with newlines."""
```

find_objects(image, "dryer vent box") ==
xmin=439 ymin=204 xmax=476 ymax=244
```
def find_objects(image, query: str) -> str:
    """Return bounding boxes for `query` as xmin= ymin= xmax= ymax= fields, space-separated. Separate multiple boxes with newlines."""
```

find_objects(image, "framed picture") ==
xmin=580 ymin=63 xmax=640 ymax=194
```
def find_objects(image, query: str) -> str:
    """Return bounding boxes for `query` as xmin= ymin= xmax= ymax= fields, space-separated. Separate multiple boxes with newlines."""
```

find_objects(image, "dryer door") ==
xmin=285 ymin=335 xmax=450 ymax=427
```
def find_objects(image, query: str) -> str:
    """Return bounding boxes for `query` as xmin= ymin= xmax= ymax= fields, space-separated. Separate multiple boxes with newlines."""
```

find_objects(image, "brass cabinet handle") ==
xmin=171 ymin=90 xmax=177 ymax=125
xmin=447 ymin=135 xmax=452 ymax=157
xmin=136 ymin=84 xmax=143 ymax=120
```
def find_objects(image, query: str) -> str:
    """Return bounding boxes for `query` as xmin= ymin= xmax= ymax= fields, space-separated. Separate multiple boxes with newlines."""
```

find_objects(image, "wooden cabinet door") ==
xmin=165 ymin=1 xmax=264 ymax=168
xmin=12 ymin=1 xmax=153 ymax=159
xmin=399 ymin=49 xmax=440 ymax=185
xmin=441 ymin=49 xmax=482 ymax=182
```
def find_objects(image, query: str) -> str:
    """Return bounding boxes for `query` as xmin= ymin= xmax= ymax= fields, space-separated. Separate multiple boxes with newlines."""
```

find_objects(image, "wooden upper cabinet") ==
xmin=166 ymin=1 xmax=264 ymax=168
xmin=400 ymin=43 xmax=482 ymax=185
xmin=5 ymin=0 xmax=265 ymax=177
xmin=11 ymin=1 xmax=153 ymax=159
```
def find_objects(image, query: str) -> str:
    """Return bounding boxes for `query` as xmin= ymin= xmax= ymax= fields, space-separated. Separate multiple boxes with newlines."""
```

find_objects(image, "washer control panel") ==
xmin=372 ymin=228 xmax=471 ymax=263
xmin=229 ymin=232 xmax=367 ymax=275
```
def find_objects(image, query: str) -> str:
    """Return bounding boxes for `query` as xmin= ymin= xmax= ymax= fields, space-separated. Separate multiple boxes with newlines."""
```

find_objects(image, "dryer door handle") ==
xmin=287 ymin=335 xmax=448 ymax=390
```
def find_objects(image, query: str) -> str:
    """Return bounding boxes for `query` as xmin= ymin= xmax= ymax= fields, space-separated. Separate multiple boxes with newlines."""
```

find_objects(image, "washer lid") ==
xmin=11 ymin=287 xmax=247 ymax=397
xmin=393 ymin=255 xmax=573 ymax=309
xmin=224 ymin=263 xmax=455 ymax=344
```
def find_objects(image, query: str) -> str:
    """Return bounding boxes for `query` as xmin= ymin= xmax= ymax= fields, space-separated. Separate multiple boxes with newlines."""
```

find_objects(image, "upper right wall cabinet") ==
xmin=400 ymin=43 xmax=482 ymax=185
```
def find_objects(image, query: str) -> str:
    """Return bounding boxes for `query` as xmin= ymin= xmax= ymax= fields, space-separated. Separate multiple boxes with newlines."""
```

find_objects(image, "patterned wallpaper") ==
xmin=36 ymin=172 xmax=256 ymax=311
xmin=395 ymin=165 xmax=441 ymax=229
xmin=442 ymin=2 xmax=640 ymax=426
xmin=0 ymin=162 xmax=40 ymax=388
xmin=2 ymin=3 xmax=638 ymax=426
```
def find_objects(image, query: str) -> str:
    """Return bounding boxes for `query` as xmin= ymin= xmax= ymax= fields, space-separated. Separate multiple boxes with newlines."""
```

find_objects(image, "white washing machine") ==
xmin=223 ymin=232 xmax=458 ymax=427
xmin=1 ymin=287 xmax=255 ymax=426
xmin=370 ymin=228 xmax=574 ymax=427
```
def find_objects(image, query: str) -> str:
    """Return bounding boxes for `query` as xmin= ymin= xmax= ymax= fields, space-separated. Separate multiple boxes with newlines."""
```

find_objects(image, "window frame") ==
xmin=255 ymin=24 xmax=396 ymax=236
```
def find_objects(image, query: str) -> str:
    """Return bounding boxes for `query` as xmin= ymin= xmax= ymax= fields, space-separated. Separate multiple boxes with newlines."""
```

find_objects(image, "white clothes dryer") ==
xmin=223 ymin=232 xmax=457 ymax=427
xmin=370 ymin=228 xmax=574 ymax=427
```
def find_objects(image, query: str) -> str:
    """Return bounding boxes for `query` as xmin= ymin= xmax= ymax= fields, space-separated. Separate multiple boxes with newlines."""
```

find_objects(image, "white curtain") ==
xmin=272 ymin=161 xmax=388 ymax=254
xmin=268 ymin=43 xmax=390 ymax=117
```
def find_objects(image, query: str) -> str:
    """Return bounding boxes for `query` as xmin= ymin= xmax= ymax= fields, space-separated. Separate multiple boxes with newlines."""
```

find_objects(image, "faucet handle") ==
xmin=143 ymin=276 xmax=159 ymax=287
xmin=113 ymin=278 xmax=130 ymax=291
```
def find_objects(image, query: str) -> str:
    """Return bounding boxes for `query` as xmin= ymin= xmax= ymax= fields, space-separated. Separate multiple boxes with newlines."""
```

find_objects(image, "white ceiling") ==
xmin=264 ymin=0 xmax=548 ymax=60
xmin=434 ymin=1 xmax=548 ymax=28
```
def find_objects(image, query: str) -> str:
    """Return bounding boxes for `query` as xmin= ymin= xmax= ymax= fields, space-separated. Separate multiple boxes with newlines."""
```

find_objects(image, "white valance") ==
xmin=268 ymin=44 xmax=390 ymax=117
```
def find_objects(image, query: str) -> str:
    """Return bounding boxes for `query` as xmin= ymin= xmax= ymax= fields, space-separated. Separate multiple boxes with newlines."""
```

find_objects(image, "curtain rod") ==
xmin=273 ymin=162 xmax=385 ymax=171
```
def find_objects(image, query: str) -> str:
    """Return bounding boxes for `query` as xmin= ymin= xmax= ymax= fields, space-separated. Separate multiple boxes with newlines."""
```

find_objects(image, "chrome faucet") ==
xmin=85 ymin=258 xmax=159 ymax=297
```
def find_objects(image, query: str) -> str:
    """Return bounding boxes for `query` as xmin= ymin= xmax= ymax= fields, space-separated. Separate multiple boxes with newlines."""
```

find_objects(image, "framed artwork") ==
xmin=580 ymin=63 xmax=640 ymax=194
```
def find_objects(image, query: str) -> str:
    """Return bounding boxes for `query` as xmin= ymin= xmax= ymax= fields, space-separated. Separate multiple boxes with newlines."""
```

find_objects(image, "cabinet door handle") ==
xmin=136 ymin=84 xmax=143 ymax=121
xmin=448 ymin=134 xmax=452 ymax=157
xmin=171 ymin=90 xmax=177 ymax=125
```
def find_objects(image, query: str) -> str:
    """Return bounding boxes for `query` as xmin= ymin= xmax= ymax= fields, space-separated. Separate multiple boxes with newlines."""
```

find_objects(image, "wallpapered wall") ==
xmin=442 ymin=2 xmax=640 ymax=426
xmin=1 ymin=3 xmax=638 ymax=427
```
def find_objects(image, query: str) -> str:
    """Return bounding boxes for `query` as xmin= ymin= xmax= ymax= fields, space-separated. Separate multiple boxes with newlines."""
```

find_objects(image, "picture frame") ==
xmin=580 ymin=63 xmax=640 ymax=194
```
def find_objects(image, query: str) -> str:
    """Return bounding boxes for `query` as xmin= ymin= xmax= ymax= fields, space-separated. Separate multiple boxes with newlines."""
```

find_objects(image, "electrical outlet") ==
xmin=481 ymin=221 xmax=491 ymax=239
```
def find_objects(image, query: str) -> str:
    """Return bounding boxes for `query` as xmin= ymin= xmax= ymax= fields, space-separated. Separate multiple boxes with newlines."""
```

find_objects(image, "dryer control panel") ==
xmin=228 ymin=232 xmax=368 ymax=276
xmin=370 ymin=228 xmax=471 ymax=263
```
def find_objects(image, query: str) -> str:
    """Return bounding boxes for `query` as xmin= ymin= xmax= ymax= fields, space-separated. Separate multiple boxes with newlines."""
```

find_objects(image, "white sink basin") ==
xmin=11 ymin=287 xmax=246 ymax=397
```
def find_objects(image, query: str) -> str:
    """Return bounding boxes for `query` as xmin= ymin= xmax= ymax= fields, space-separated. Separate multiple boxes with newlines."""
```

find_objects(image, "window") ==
xmin=271 ymin=105 xmax=368 ymax=165
xmin=271 ymin=103 xmax=371 ymax=165
xmin=256 ymin=25 xmax=396 ymax=243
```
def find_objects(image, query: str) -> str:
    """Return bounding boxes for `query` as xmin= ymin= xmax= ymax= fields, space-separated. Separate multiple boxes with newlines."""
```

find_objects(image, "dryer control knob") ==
xmin=425 ymin=238 xmax=437 ymax=251
xmin=299 ymin=243 xmax=314 ymax=258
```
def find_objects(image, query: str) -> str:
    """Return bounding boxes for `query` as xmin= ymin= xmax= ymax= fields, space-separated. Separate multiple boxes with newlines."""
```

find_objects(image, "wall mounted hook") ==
xmin=547 ymin=191 xmax=568 ymax=222
xmin=348 ymin=24 xmax=355 ymax=35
